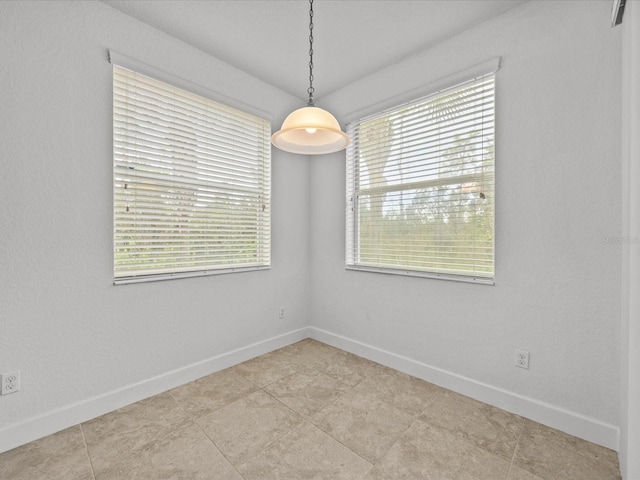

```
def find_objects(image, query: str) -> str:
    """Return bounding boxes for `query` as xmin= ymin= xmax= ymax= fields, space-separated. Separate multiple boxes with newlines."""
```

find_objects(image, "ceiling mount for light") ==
xmin=271 ymin=0 xmax=350 ymax=155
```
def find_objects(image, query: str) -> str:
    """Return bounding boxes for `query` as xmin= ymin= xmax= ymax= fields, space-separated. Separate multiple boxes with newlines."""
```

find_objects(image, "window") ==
xmin=346 ymin=72 xmax=495 ymax=283
xmin=113 ymin=65 xmax=271 ymax=284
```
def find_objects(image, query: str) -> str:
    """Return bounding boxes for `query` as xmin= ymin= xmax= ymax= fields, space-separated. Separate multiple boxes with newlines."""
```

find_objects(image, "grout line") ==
xmin=294 ymin=386 xmax=420 ymax=467
xmin=263 ymin=345 xmax=431 ymax=467
xmin=168 ymin=376 xmax=264 ymax=480
xmin=4 ymin=341 xmax=620 ymax=479
xmin=505 ymin=416 xmax=526 ymax=480
xmin=299 ymin=417 xmax=376 ymax=469
xmin=243 ymin=388 xmax=310 ymax=455
xmin=255 ymin=364 xmax=377 ymax=467
xmin=419 ymin=386 xmax=445 ymax=415
xmin=192 ymin=386 xmax=307 ymax=476
xmin=196 ymin=420 xmax=247 ymax=480
xmin=372 ymin=408 xmax=426 ymax=467
xmin=79 ymin=423 xmax=97 ymax=480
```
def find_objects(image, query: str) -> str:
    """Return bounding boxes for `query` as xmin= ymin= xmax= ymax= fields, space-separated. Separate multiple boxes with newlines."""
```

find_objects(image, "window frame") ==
xmin=110 ymin=53 xmax=272 ymax=285
xmin=345 ymin=61 xmax=499 ymax=285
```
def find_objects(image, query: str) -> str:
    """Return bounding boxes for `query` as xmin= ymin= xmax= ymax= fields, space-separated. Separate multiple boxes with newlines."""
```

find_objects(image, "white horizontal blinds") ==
xmin=113 ymin=65 xmax=271 ymax=280
xmin=346 ymin=73 xmax=495 ymax=279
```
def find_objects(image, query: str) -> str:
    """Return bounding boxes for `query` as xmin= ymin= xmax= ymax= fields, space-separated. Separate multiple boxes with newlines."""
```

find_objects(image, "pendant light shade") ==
xmin=271 ymin=106 xmax=350 ymax=155
xmin=271 ymin=0 xmax=350 ymax=155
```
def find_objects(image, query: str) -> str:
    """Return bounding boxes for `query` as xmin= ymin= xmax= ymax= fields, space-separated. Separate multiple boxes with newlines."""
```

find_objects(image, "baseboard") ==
xmin=0 ymin=327 xmax=310 ymax=454
xmin=309 ymin=327 xmax=620 ymax=451
xmin=1 ymin=325 xmax=619 ymax=454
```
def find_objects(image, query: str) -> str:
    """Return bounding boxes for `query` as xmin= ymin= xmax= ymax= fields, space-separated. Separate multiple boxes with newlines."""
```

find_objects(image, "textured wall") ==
xmin=311 ymin=0 xmax=622 ymax=427
xmin=0 ymin=0 xmax=626 ymax=455
xmin=0 ymin=0 xmax=308 ymax=434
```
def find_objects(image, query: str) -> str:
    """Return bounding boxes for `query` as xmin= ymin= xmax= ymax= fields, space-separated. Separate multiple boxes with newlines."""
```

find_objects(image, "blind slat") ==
xmin=113 ymin=65 xmax=271 ymax=280
xmin=346 ymin=73 xmax=495 ymax=280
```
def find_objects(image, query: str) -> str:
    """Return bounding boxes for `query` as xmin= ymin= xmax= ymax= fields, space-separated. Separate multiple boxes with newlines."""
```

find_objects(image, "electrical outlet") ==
xmin=515 ymin=350 xmax=530 ymax=369
xmin=278 ymin=307 xmax=285 ymax=319
xmin=1 ymin=371 xmax=20 ymax=395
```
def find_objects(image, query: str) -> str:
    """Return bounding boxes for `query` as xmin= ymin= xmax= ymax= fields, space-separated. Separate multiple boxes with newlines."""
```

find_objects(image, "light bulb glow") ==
xmin=305 ymin=128 xmax=317 ymax=134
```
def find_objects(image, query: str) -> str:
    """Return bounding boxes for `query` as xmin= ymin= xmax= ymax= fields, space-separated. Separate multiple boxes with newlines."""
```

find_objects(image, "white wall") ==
xmin=0 ymin=0 xmax=309 ymax=451
xmin=0 ymin=0 xmax=626 ymax=457
xmin=310 ymin=0 xmax=622 ymax=448
xmin=620 ymin=0 xmax=640 ymax=477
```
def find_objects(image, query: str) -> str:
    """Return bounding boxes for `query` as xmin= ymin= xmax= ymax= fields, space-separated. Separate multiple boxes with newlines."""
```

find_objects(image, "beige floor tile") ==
xmin=265 ymin=368 xmax=353 ymax=416
xmin=315 ymin=349 xmax=381 ymax=387
xmin=274 ymin=339 xmax=342 ymax=367
xmin=418 ymin=389 xmax=523 ymax=461
xmin=351 ymin=366 xmax=441 ymax=416
xmin=373 ymin=418 xmax=511 ymax=480
xmin=92 ymin=423 xmax=242 ymax=480
xmin=0 ymin=425 xmax=93 ymax=480
xmin=361 ymin=467 xmax=383 ymax=480
xmin=83 ymin=392 xmax=187 ymax=439
xmin=311 ymin=386 xmax=416 ymax=463
xmin=512 ymin=420 xmax=621 ymax=480
xmin=168 ymin=367 xmax=258 ymax=417
xmin=1 ymin=341 xmax=623 ymax=480
xmin=507 ymin=465 xmax=545 ymax=480
xmin=83 ymin=393 xmax=191 ymax=470
xmin=197 ymin=390 xmax=302 ymax=466
xmin=233 ymin=350 xmax=305 ymax=387
xmin=237 ymin=421 xmax=372 ymax=480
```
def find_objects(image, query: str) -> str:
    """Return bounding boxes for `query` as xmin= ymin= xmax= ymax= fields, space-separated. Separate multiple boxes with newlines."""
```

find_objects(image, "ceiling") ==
xmin=101 ymin=0 xmax=527 ymax=102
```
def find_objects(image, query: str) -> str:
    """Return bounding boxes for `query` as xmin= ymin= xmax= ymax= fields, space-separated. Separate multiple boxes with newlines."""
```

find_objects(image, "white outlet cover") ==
xmin=515 ymin=349 xmax=530 ymax=369
xmin=1 ymin=372 xmax=20 ymax=395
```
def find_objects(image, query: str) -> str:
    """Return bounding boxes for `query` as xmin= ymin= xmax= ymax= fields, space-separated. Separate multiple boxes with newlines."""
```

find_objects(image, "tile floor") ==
xmin=0 ymin=339 xmax=621 ymax=480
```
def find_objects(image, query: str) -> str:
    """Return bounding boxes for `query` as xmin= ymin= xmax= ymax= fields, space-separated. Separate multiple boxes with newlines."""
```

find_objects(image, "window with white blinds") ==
xmin=346 ymin=73 xmax=495 ymax=283
xmin=113 ymin=65 xmax=271 ymax=284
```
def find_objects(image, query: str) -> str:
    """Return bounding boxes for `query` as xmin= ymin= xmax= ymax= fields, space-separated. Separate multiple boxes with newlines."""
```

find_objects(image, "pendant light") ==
xmin=271 ymin=0 xmax=350 ymax=155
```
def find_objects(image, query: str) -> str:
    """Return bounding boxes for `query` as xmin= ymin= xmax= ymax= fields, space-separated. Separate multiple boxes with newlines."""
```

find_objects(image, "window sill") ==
xmin=114 ymin=265 xmax=271 ymax=285
xmin=345 ymin=265 xmax=494 ymax=285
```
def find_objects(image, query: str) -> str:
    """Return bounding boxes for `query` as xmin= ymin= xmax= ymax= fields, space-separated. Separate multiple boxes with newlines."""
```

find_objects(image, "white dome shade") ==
xmin=271 ymin=106 xmax=351 ymax=155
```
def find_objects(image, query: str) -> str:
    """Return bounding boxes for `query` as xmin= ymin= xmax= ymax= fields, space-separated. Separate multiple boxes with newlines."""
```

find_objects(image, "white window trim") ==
xmin=345 ymin=60 xmax=499 ymax=285
xmin=111 ymin=55 xmax=271 ymax=284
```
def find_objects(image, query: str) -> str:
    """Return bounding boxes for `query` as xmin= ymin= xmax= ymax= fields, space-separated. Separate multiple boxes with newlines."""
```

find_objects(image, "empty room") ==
xmin=1 ymin=0 xmax=639 ymax=479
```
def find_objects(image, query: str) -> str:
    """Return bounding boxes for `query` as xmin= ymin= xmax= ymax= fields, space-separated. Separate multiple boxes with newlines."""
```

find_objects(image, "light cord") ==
xmin=307 ymin=0 xmax=315 ymax=106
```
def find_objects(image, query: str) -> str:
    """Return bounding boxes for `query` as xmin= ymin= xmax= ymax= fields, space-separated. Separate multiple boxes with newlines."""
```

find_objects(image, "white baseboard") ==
xmin=0 ymin=327 xmax=309 ymax=454
xmin=309 ymin=327 xmax=620 ymax=451
xmin=1 ymin=325 xmax=619 ymax=454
